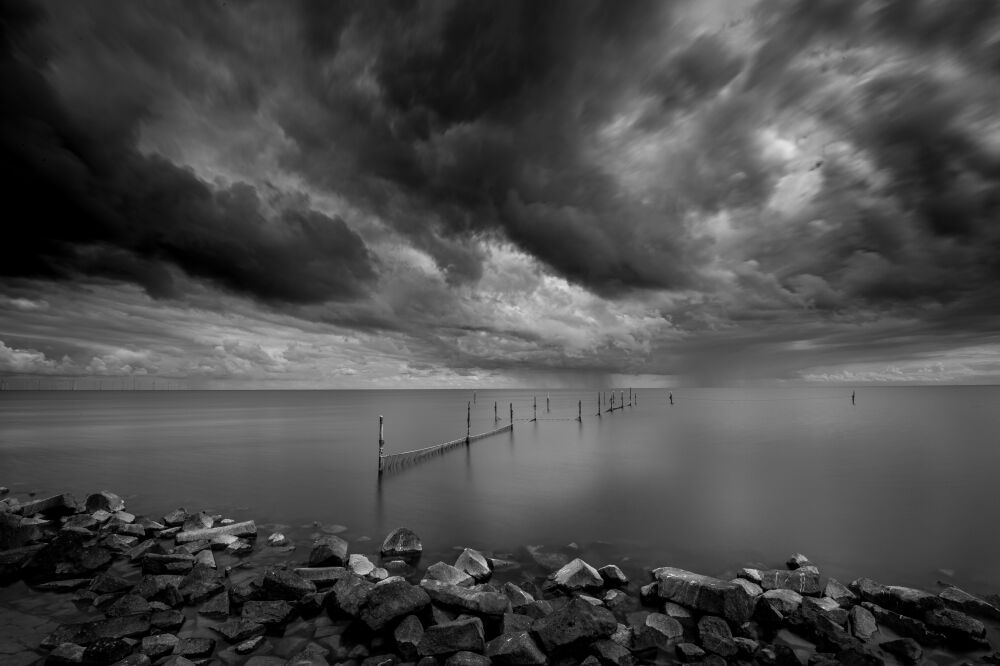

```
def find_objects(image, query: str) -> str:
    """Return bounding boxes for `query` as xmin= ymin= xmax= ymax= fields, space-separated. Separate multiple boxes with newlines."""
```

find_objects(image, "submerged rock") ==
xmin=551 ymin=557 xmax=603 ymax=591
xmin=423 ymin=562 xmax=474 ymax=587
xmin=309 ymin=534 xmax=349 ymax=567
xmin=455 ymin=548 xmax=492 ymax=582
xmin=380 ymin=527 xmax=422 ymax=557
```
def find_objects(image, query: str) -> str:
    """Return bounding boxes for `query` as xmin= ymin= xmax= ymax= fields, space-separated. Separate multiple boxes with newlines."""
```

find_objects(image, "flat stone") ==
xmin=380 ymin=527 xmax=422 ymax=557
xmin=662 ymin=601 xmax=694 ymax=628
xmin=141 ymin=633 xmax=179 ymax=659
xmin=198 ymin=590 xmax=230 ymax=617
xmin=848 ymin=605 xmax=878 ymax=640
xmin=655 ymin=566 xmax=755 ymax=624
xmin=698 ymin=615 xmax=737 ymax=657
xmin=309 ymin=535 xmax=349 ymax=567
xmin=161 ymin=509 xmax=189 ymax=527
xmin=193 ymin=549 xmax=215 ymax=569
xmin=134 ymin=575 xmax=184 ymax=606
xmin=294 ymin=566 xmax=349 ymax=587
xmin=880 ymin=637 xmax=922 ymax=664
xmin=418 ymin=616 xmax=485 ymax=656
xmin=142 ymin=553 xmax=194 ymax=575
xmin=348 ymin=553 xmax=375 ymax=577
xmin=763 ymin=589 xmax=803 ymax=615
xmin=242 ymin=600 xmax=296 ymax=627
xmin=551 ymin=557 xmax=603 ymax=590
xmin=181 ymin=511 xmax=213 ymax=532
xmin=939 ymin=586 xmax=1000 ymax=620
xmin=173 ymin=636 xmax=215 ymax=659
xmin=598 ymin=564 xmax=628 ymax=587
xmin=175 ymin=520 xmax=256 ymax=544
xmin=424 ymin=562 xmax=474 ymax=588
xmin=213 ymin=617 xmax=266 ymax=643
xmin=531 ymin=597 xmax=617 ymax=652
xmin=360 ymin=578 xmax=431 ymax=630
xmin=485 ymin=630 xmax=547 ymax=665
xmin=261 ymin=568 xmax=316 ymax=600
xmin=590 ymin=638 xmax=636 ymax=666
xmin=849 ymin=578 xmax=942 ymax=619
xmin=420 ymin=579 xmax=511 ymax=616
xmin=633 ymin=612 xmax=683 ymax=651
xmin=454 ymin=548 xmax=491 ymax=582
xmin=226 ymin=537 xmax=253 ymax=554
xmin=824 ymin=578 xmax=857 ymax=607
xmin=235 ymin=635 xmax=267 ymax=655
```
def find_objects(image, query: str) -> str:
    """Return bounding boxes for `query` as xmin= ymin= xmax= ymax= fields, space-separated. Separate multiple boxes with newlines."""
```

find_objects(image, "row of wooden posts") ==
xmin=377 ymin=389 xmax=638 ymax=472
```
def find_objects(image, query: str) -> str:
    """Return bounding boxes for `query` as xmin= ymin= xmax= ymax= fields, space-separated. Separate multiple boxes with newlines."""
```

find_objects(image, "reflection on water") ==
xmin=2 ymin=386 xmax=999 ymax=594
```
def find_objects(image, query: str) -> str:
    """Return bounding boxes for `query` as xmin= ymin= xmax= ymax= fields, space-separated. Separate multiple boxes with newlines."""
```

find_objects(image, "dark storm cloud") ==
xmin=0 ymin=0 xmax=376 ymax=304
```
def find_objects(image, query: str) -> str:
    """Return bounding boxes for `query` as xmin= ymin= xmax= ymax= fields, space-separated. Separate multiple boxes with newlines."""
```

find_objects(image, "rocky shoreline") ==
xmin=2 ymin=488 xmax=1000 ymax=665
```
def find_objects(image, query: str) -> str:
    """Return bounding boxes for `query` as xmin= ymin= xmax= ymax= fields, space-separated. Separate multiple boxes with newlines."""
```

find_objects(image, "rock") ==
xmin=125 ymin=539 xmax=163 ymax=563
xmin=380 ymin=527 xmax=422 ymax=557
xmin=48 ymin=642 xmax=87 ymax=664
xmin=731 ymin=578 xmax=764 ymax=598
xmin=266 ymin=532 xmax=288 ymax=547
xmin=655 ymin=566 xmax=755 ymax=624
xmin=235 ymin=635 xmax=267 ymax=655
xmin=531 ymin=596 xmax=617 ymax=652
xmin=421 ymin=579 xmax=511 ymax=615
xmin=394 ymin=614 xmax=423 ymax=660
xmin=349 ymin=553 xmax=376 ymax=577
xmin=662 ymin=601 xmax=694 ymax=628
xmin=824 ymin=578 xmax=857 ymax=607
xmin=106 ymin=594 xmax=152 ymax=617
xmin=42 ymin=614 xmax=151 ymax=648
xmin=226 ymin=537 xmax=254 ymax=554
xmin=369 ymin=566 xmax=389 ymax=581
xmin=141 ymin=634 xmax=179 ymax=659
xmin=880 ymin=637 xmax=922 ymax=664
xmin=210 ymin=534 xmax=238 ymax=551
xmin=786 ymin=553 xmax=812 ymax=570
xmin=178 ymin=565 xmax=224 ymax=603
xmin=16 ymin=493 xmax=76 ymax=517
xmin=134 ymin=575 xmax=184 ymax=606
xmin=924 ymin=607 xmax=988 ymax=648
xmin=149 ymin=609 xmax=185 ymax=632
xmin=590 ymin=638 xmax=636 ymax=666
xmin=603 ymin=588 xmax=630 ymax=611
xmin=424 ymin=562 xmax=475 ymax=587
xmin=193 ymin=549 xmax=215 ymax=569
xmin=142 ymin=553 xmax=194 ymax=575
xmin=848 ymin=605 xmax=877 ymax=640
xmin=763 ymin=589 xmax=803 ymax=615
xmin=523 ymin=545 xmax=569 ymax=571
xmin=84 ymin=491 xmax=125 ymax=514
xmin=939 ymin=586 xmax=1000 ymax=620
xmin=199 ymin=590 xmax=230 ymax=617
xmin=485 ymin=631 xmax=547 ymax=665
xmin=159 ymin=658 xmax=197 ymax=666
xmin=633 ymin=612 xmax=683 ymax=651
xmin=175 ymin=520 xmax=256 ymax=544
xmin=242 ymin=600 xmax=296 ymax=627
xmin=733 ymin=636 xmax=759 ymax=658
xmin=161 ymin=509 xmax=188 ymax=527
xmin=550 ymin=558 xmax=603 ymax=590
xmin=172 ymin=636 xmax=215 ymax=659
xmin=327 ymin=573 xmax=375 ymax=617
xmin=181 ymin=511 xmax=213 ymax=532
xmin=747 ymin=567 xmax=822 ymax=595
xmin=502 ymin=612 xmax=534 ymax=634
xmin=598 ymin=564 xmax=628 ymax=587
xmin=862 ymin=602 xmax=944 ymax=646
xmin=361 ymin=578 xmax=431 ymax=630
xmin=418 ymin=616 xmax=485 ymax=656
xmin=698 ymin=615 xmax=737 ymax=657
xmin=444 ymin=651 xmax=490 ymax=666
xmin=82 ymin=637 xmax=132 ymax=664
xmin=309 ymin=535 xmax=349 ymax=567
xmin=849 ymin=578 xmax=942 ymax=619
xmin=676 ymin=642 xmax=706 ymax=662
xmin=787 ymin=605 xmax=864 ymax=655
xmin=454 ymin=548 xmax=491 ymax=582
xmin=213 ymin=618 xmax=266 ymax=643
xmin=35 ymin=578 xmax=91 ymax=592
xmin=518 ymin=599 xmax=553 ymax=620
xmin=262 ymin=568 xmax=316 ymax=600
xmin=294 ymin=567 xmax=349 ymax=587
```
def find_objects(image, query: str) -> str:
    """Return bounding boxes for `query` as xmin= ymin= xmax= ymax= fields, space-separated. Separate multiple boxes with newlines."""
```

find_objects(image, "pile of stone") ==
xmin=2 ymin=490 xmax=1000 ymax=665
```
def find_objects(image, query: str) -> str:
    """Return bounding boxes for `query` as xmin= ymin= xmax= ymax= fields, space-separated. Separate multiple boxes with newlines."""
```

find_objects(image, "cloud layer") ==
xmin=2 ymin=0 xmax=1000 ymax=385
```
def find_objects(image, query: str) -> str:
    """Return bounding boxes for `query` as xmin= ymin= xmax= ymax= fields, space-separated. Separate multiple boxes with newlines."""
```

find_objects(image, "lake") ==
xmin=1 ymin=386 xmax=998 ymax=596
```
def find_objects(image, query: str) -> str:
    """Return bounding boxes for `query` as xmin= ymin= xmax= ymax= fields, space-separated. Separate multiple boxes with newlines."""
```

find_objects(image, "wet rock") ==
xmin=213 ymin=618 xmax=266 ymax=643
xmin=485 ymin=630 xmax=547 ymax=665
xmin=598 ymin=564 xmax=628 ymax=587
xmin=787 ymin=605 xmax=864 ymax=655
xmin=824 ymin=578 xmax=857 ymax=607
xmin=421 ymin=579 xmax=511 ymax=616
xmin=444 ymin=651 xmax=490 ymax=666
xmin=532 ymin=597 xmax=617 ymax=653
xmin=193 ymin=549 xmax=215 ymax=569
xmin=173 ymin=637 xmax=215 ymax=659
xmin=242 ymin=600 xmax=296 ymax=627
xmin=84 ymin=492 xmax=125 ymax=515
xmin=610 ymin=622 xmax=633 ymax=649
xmin=63 ymin=514 xmax=98 ymax=531
xmin=418 ymin=616 xmax=485 ymax=656
xmin=654 ymin=566 xmax=755 ymax=624
xmin=262 ymin=568 xmax=316 ymax=600
xmin=16 ymin=493 xmax=76 ymax=517
xmin=603 ymin=588 xmax=630 ymax=611
xmin=633 ymin=612 xmax=683 ymax=651
xmin=786 ymin=553 xmax=812 ymax=570
xmin=734 ymin=636 xmax=758 ymax=658
xmin=210 ymin=534 xmax=238 ymax=551
xmin=732 ymin=578 xmax=764 ymax=598
xmin=518 ymin=599 xmax=553 ymax=620
xmin=380 ymin=528 xmax=422 ymax=558
xmin=523 ymin=545 xmax=569 ymax=572
xmin=181 ymin=512 xmax=213 ymax=533
xmin=763 ymin=589 xmax=803 ymax=615
xmin=361 ymin=578 xmax=431 ymax=630
xmin=235 ymin=635 xmax=267 ymax=655
xmin=106 ymin=594 xmax=152 ymax=617
xmin=662 ymin=601 xmax=694 ymax=629
xmin=141 ymin=633 xmax=179 ymax=659
xmin=161 ymin=509 xmax=188 ymax=527
xmin=550 ymin=558 xmax=602 ymax=591
xmin=924 ymin=607 xmax=988 ymax=648
xmin=744 ymin=567 xmax=822 ymax=595
xmin=48 ymin=642 xmax=87 ymax=664
xmin=939 ymin=586 xmax=1000 ymax=620
xmin=424 ymin=562 xmax=474 ymax=587
xmin=175 ymin=520 xmax=256 ymax=544
xmin=125 ymin=540 xmax=163 ymax=563
xmin=141 ymin=553 xmax=194 ymax=575
xmin=198 ymin=590 xmax=230 ymax=618
xmin=849 ymin=578 xmax=942 ymax=619
xmin=394 ymin=614 xmax=423 ymax=660
xmin=502 ymin=612 xmax=534 ymax=634
xmin=590 ymin=638 xmax=636 ymax=666
xmin=226 ymin=537 xmax=254 ymax=554
xmin=676 ymin=642 xmax=706 ymax=662
xmin=309 ymin=535 xmax=349 ymax=567
xmin=861 ymin=602 xmax=944 ymax=646
xmin=36 ymin=578 xmax=91 ymax=592
xmin=294 ymin=567 xmax=349 ymax=588
xmin=454 ymin=548 xmax=491 ymax=582
xmin=327 ymin=573 xmax=375 ymax=618
xmin=880 ymin=637 xmax=922 ymax=664
xmin=82 ymin=637 xmax=132 ymax=664
xmin=349 ymin=554 xmax=376 ymax=577
xmin=150 ymin=609 xmax=185 ymax=632
xmin=848 ymin=605 xmax=877 ymax=640
xmin=803 ymin=597 xmax=848 ymax=625
xmin=698 ymin=615 xmax=737 ymax=657
xmin=135 ymin=575 xmax=183 ymax=607
xmin=179 ymin=565 xmax=224 ymax=603
xmin=42 ymin=614 xmax=151 ymax=648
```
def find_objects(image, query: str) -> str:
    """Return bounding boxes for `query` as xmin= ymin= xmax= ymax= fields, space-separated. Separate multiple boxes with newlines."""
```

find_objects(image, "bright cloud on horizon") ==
xmin=2 ymin=0 xmax=1000 ymax=387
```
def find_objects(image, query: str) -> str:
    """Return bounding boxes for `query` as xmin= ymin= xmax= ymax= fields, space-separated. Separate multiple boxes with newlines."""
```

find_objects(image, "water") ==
xmin=2 ymin=386 xmax=999 ymax=595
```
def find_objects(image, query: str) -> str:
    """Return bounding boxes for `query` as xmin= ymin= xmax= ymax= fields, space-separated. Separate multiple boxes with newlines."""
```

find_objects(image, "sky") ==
xmin=1 ymin=0 xmax=1000 ymax=388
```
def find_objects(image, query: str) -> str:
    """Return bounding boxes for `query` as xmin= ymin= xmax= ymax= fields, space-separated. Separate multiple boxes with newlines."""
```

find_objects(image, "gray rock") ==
xmin=745 ymin=567 xmax=822 ymax=595
xmin=48 ymin=642 xmax=86 ymax=664
xmin=848 ymin=605 xmax=877 ymax=640
xmin=786 ymin=553 xmax=812 ymax=570
xmin=924 ymin=607 xmax=988 ymax=648
xmin=134 ymin=575 xmax=184 ymax=606
xmin=454 ymin=548 xmax=491 ymax=582
xmin=862 ymin=602 xmax=944 ymax=646
xmin=824 ymin=578 xmax=857 ymax=607
xmin=675 ymin=642 xmax=706 ymax=662
xmin=175 ymin=519 xmax=256 ymax=544
xmin=394 ymin=614 xmax=423 ymax=660
xmin=502 ymin=582 xmax=534 ymax=608
xmin=421 ymin=579 xmax=511 ymax=615
xmin=762 ymin=589 xmax=803 ymax=615
xmin=849 ymin=578 xmax=942 ymax=619
xmin=82 ymin=637 xmax=132 ymax=664
xmin=213 ymin=617 xmax=265 ymax=642
xmin=634 ymin=612 xmax=683 ymax=651
xmin=294 ymin=566 xmax=349 ymax=587
xmin=418 ymin=616 xmax=485 ymax=656
xmin=141 ymin=553 xmax=194 ymax=575
xmin=262 ymin=568 xmax=316 ymax=600
xmin=380 ymin=527 xmax=422 ymax=557
xmin=198 ymin=590 xmax=230 ymax=617
xmin=106 ymin=594 xmax=152 ymax=617
xmin=125 ymin=539 xmax=163 ymax=563
xmin=327 ymin=572 xmax=375 ymax=617
xmin=655 ymin=566 xmax=755 ymax=624
xmin=424 ymin=562 xmax=475 ymax=587
xmin=16 ymin=493 xmax=76 ymax=517
xmin=486 ymin=630 xmax=547 ymax=665
xmin=179 ymin=565 xmax=224 ymax=603
xmin=180 ymin=511 xmax=213 ymax=532
xmin=502 ymin=612 xmax=534 ymax=634
xmin=939 ymin=585 xmax=1000 ymax=620
xmin=598 ymin=564 xmax=628 ymax=587
xmin=360 ymin=578 xmax=431 ymax=630
xmin=348 ymin=553 xmax=375 ymax=577
xmin=550 ymin=557 xmax=603 ymax=590
xmin=531 ymin=596 xmax=617 ymax=652
xmin=235 ymin=635 xmax=267 ymax=655
xmin=149 ymin=609 xmax=185 ymax=632
xmin=731 ymin=577 xmax=764 ymax=598
xmin=161 ymin=508 xmax=188 ymax=527
xmin=266 ymin=532 xmax=288 ymax=547
xmin=662 ymin=601 xmax=694 ymax=628
xmin=172 ymin=636 xmax=215 ymax=659
xmin=84 ymin=491 xmax=125 ymax=514
xmin=243 ymin=599 xmax=296 ymax=626
xmin=42 ymin=614 xmax=151 ymax=648
xmin=309 ymin=535 xmax=349 ymax=567
xmin=879 ymin=637 xmax=922 ymax=664
xmin=444 ymin=651 xmax=491 ymax=666
xmin=141 ymin=633 xmax=179 ymax=659
xmin=590 ymin=638 xmax=636 ymax=666
xmin=698 ymin=615 xmax=737 ymax=657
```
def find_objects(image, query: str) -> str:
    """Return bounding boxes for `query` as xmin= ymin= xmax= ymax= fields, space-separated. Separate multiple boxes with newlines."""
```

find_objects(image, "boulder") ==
xmin=454 ymin=548 xmax=491 ymax=582
xmin=550 ymin=558 xmax=603 ymax=590
xmin=486 ymin=631 xmax=547 ymax=665
xmin=360 ymin=578 xmax=431 ymax=630
xmin=824 ymin=578 xmax=857 ymax=607
xmin=744 ymin=567 xmax=821 ymax=595
xmin=380 ymin=527 xmax=422 ymax=557
xmin=418 ymin=616 xmax=485 ymax=656
xmin=349 ymin=553 xmax=376 ymax=577
xmin=309 ymin=535 xmax=349 ymax=567
xmin=327 ymin=573 xmax=375 ymax=617
xmin=598 ymin=564 xmax=629 ymax=587
xmin=178 ymin=565 xmax=224 ymax=603
xmin=633 ymin=612 xmax=683 ymax=651
xmin=141 ymin=634 xmax=179 ymax=659
xmin=939 ymin=586 xmax=1000 ymax=620
xmin=141 ymin=553 xmax=194 ymax=575
xmin=394 ymin=614 xmax=424 ymax=660
xmin=848 ymin=605 xmax=877 ymax=640
xmin=85 ymin=491 xmax=125 ymax=514
xmin=261 ymin=568 xmax=316 ymax=600
xmin=421 ymin=579 xmax=511 ymax=615
xmin=924 ymin=607 xmax=988 ymax=648
xmin=590 ymin=638 xmax=636 ymax=666
xmin=849 ymin=578 xmax=942 ymax=619
xmin=161 ymin=509 xmax=188 ymax=527
xmin=786 ymin=553 xmax=812 ymax=570
xmin=294 ymin=567 xmax=349 ymax=587
xmin=531 ymin=597 xmax=617 ymax=653
xmin=762 ymin=589 xmax=803 ymax=615
xmin=242 ymin=600 xmax=296 ymax=627
xmin=174 ymin=520 xmax=256 ymax=544
xmin=425 ymin=561 xmax=474 ymax=587
xmin=880 ymin=637 xmax=922 ymax=664
xmin=862 ymin=602 xmax=944 ymax=646
xmin=655 ymin=567 xmax=755 ymax=624
xmin=698 ymin=615 xmax=737 ymax=657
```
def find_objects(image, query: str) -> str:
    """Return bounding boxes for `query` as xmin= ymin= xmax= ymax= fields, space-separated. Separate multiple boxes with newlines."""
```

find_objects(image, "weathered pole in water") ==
xmin=620 ymin=390 xmax=624 ymax=408
xmin=378 ymin=415 xmax=385 ymax=473
xmin=474 ymin=391 xmax=477 ymax=405
xmin=466 ymin=402 xmax=471 ymax=444
xmin=547 ymin=393 xmax=550 ymax=413
xmin=533 ymin=396 xmax=537 ymax=422
xmin=597 ymin=393 xmax=601 ymax=417
xmin=510 ymin=402 xmax=513 ymax=425
xmin=578 ymin=400 xmax=582 ymax=422
xmin=494 ymin=400 xmax=498 ymax=424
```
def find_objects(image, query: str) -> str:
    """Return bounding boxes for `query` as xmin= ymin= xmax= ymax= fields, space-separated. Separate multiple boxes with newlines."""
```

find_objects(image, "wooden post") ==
xmin=620 ymin=390 xmax=624 ymax=408
xmin=533 ymin=396 xmax=537 ymax=422
xmin=474 ymin=391 xmax=477 ymax=404
xmin=597 ymin=392 xmax=601 ymax=416
xmin=510 ymin=402 xmax=513 ymax=426
xmin=578 ymin=400 xmax=582 ymax=422
xmin=547 ymin=393 xmax=550 ymax=412
xmin=378 ymin=415 xmax=385 ymax=473
xmin=494 ymin=400 xmax=498 ymax=424
xmin=466 ymin=402 xmax=471 ymax=444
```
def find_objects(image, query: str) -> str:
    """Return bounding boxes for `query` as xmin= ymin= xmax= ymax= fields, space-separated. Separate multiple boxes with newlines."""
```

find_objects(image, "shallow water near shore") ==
xmin=2 ymin=386 xmax=999 ymax=597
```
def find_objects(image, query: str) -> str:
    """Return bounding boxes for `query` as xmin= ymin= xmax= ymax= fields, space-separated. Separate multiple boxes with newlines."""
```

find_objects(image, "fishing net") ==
xmin=378 ymin=423 xmax=513 ymax=473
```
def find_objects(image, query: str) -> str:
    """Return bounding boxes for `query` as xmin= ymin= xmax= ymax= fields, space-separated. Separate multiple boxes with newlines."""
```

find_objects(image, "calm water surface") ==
xmin=2 ymin=386 xmax=999 ymax=593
